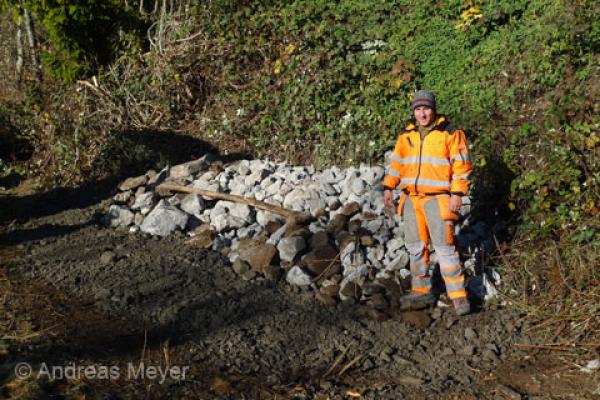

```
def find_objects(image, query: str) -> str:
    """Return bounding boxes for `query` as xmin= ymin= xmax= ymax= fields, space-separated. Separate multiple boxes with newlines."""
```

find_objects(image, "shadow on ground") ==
xmin=0 ymin=129 xmax=249 ymax=226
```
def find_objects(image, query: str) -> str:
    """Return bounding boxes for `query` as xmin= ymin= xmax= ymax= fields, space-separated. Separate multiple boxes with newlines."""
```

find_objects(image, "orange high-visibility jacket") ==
xmin=382 ymin=115 xmax=472 ymax=196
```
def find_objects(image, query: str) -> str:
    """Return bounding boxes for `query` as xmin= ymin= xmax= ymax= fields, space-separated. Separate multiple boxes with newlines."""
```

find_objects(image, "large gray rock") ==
xmin=277 ymin=236 xmax=306 ymax=263
xmin=113 ymin=190 xmax=132 ymax=204
xmin=244 ymin=168 xmax=271 ymax=186
xmin=209 ymin=201 xmax=253 ymax=231
xmin=350 ymin=178 xmax=367 ymax=195
xmin=191 ymin=179 xmax=220 ymax=197
xmin=140 ymin=202 xmax=189 ymax=236
xmin=229 ymin=176 xmax=248 ymax=196
xmin=119 ymin=175 xmax=147 ymax=191
xmin=360 ymin=164 xmax=385 ymax=186
xmin=256 ymin=210 xmax=284 ymax=227
xmin=180 ymin=194 xmax=205 ymax=217
xmin=170 ymin=158 xmax=209 ymax=179
xmin=320 ymin=167 xmax=345 ymax=184
xmin=237 ymin=159 xmax=251 ymax=176
xmin=104 ymin=205 xmax=135 ymax=227
xmin=283 ymin=188 xmax=306 ymax=211
xmin=131 ymin=192 xmax=155 ymax=211
xmin=212 ymin=214 xmax=246 ymax=232
xmin=286 ymin=266 xmax=312 ymax=286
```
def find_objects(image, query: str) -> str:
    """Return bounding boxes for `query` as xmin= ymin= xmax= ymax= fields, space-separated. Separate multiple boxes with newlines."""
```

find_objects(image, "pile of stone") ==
xmin=104 ymin=153 xmax=499 ymax=311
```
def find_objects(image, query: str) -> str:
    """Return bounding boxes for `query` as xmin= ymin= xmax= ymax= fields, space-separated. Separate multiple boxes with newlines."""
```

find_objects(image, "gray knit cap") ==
xmin=411 ymin=89 xmax=436 ymax=111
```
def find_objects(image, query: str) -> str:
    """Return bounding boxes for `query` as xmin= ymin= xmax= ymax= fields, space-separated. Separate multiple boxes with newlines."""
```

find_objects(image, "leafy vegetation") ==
xmin=0 ymin=1 xmax=598 ymax=340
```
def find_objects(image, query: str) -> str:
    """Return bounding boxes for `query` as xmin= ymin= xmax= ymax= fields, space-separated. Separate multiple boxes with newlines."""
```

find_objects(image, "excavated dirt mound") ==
xmin=2 ymin=189 xmax=593 ymax=399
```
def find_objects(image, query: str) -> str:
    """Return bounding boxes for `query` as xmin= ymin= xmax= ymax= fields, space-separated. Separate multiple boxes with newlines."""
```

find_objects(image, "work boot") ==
xmin=399 ymin=292 xmax=437 ymax=310
xmin=452 ymin=297 xmax=470 ymax=316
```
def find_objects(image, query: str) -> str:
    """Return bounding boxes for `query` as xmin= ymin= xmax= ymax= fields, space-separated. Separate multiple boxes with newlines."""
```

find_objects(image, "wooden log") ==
xmin=156 ymin=183 xmax=312 ymax=226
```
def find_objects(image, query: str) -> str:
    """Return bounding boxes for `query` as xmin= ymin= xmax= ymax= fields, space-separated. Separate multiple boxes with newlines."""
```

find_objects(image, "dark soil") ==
xmin=0 ymin=184 xmax=597 ymax=399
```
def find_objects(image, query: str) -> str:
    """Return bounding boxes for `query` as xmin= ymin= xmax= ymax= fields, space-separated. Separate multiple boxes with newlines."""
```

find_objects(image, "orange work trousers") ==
xmin=398 ymin=193 xmax=467 ymax=300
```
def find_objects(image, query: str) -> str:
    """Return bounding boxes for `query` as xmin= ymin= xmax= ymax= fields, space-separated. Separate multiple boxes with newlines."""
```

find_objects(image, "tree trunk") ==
xmin=23 ymin=6 xmax=42 ymax=85
xmin=15 ymin=10 xmax=24 ymax=83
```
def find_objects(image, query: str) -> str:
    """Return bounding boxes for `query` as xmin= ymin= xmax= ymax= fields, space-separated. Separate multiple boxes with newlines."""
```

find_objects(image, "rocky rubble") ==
xmin=103 ymin=154 xmax=501 ymax=311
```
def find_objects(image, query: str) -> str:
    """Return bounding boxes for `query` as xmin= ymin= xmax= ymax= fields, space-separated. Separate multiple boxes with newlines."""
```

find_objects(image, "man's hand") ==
xmin=383 ymin=189 xmax=393 ymax=207
xmin=449 ymin=194 xmax=462 ymax=213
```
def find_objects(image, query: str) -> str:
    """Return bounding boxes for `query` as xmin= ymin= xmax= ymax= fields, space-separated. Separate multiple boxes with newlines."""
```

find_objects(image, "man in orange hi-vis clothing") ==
xmin=383 ymin=89 xmax=472 ymax=316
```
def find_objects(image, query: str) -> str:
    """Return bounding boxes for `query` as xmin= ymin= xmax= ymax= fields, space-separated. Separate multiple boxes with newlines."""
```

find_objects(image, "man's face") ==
xmin=413 ymin=106 xmax=435 ymax=127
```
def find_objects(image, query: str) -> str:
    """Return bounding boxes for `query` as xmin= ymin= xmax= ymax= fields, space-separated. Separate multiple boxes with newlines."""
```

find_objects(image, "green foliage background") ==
xmin=0 ymin=0 xmax=598 ymax=244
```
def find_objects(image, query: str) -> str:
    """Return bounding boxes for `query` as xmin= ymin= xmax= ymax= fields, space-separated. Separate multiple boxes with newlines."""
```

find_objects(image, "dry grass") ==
xmin=500 ymin=236 xmax=600 ymax=352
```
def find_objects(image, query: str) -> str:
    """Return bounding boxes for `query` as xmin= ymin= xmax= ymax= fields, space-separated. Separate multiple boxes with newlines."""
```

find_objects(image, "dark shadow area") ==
xmin=455 ymin=154 xmax=517 ymax=306
xmin=0 ymin=129 xmax=250 ymax=226
xmin=0 ymin=222 xmax=94 ymax=246
xmin=0 ymin=173 xmax=24 ymax=191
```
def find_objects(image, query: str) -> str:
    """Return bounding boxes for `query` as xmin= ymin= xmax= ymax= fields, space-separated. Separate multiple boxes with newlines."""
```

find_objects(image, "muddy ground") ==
xmin=0 ymin=182 xmax=598 ymax=399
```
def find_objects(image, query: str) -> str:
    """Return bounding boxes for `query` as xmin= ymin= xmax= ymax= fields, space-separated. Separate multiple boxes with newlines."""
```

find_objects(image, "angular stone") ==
xmin=307 ymin=197 xmax=327 ymax=216
xmin=327 ymin=213 xmax=348 ymax=235
xmin=266 ymin=224 xmax=287 ymax=246
xmin=309 ymin=231 xmax=330 ymax=249
xmin=228 ymin=176 xmax=247 ymax=196
xmin=241 ymin=270 xmax=257 ymax=281
xmin=283 ymin=188 xmax=306 ymax=211
xmin=320 ymin=167 xmax=345 ymax=183
xmin=350 ymin=178 xmax=366 ymax=195
xmin=316 ymin=292 xmax=338 ymax=307
xmin=368 ymin=293 xmax=389 ymax=310
xmin=302 ymin=245 xmax=338 ymax=275
xmin=339 ymin=280 xmax=361 ymax=300
xmin=232 ymin=258 xmax=251 ymax=275
xmin=348 ymin=219 xmax=362 ymax=234
xmin=244 ymin=168 xmax=271 ymax=186
xmin=277 ymin=236 xmax=306 ymax=263
xmin=360 ymin=165 xmax=385 ymax=186
xmin=119 ymin=175 xmax=148 ymax=191
xmin=238 ymin=238 xmax=278 ymax=273
xmin=113 ymin=190 xmax=132 ymax=204
xmin=339 ymin=202 xmax=361 ymax=217
xmin=131 ymin=191 xmax=155 ymax=211
xmin=335 ymin=230 xmax=354 ymax=252
xmin=179 ymin=194 xmax=205 ymax=216
xmin=263 ymin=265 xmax=283 ymax=281
xmin=188 ymin=224 xmax=216 ymax=248
xmin=237 ymin=159 xmax=251 ymax=176
xmin=385 ymin=252 xmax=410 ymax=271
xmin=319 ymin=282 xmax=338 ymax=295
xmin=286 ymin=266 xmax=311 ymax=286
xmin=256 ymin=210 xmax=284 ymax=227
xmin=104 ymin=205 xmax=134 ymax=227
xmin=147 ymin=167 xmax=169 ymax=188
xmin=362 ymin=281 xmax=385 ymax=296
xmin=140 ymin=203 xmax=189 ymax=236
xmin=401 ymin=311 xmax=432 ymax=329
xmin=386 ymin=237 xmax=405 ymax=253
xmin=170 ymin=158 xmax=208 ymax=179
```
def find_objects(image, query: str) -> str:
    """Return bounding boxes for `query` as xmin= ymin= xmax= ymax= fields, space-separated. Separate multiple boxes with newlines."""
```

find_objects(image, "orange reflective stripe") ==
xmin=448 ymin=289 xmax=467 ymax=300
xmin=444 ymin=275 xmax=464 ymax=284
xmin=412 ymin=286 xmax=430 ymax=294
xmin=441 ymin=265 xmax=460 ymax=273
